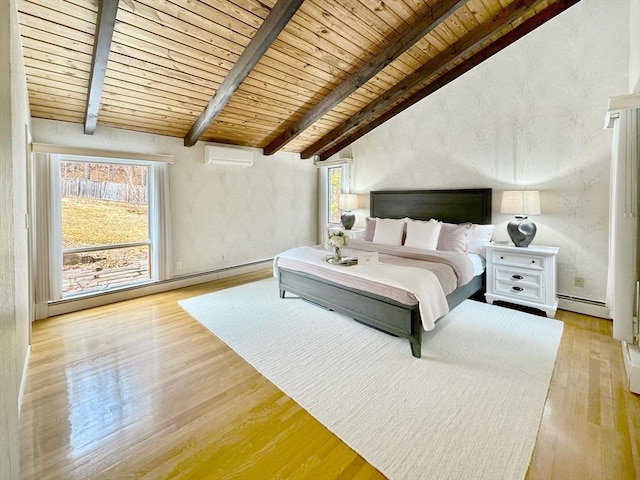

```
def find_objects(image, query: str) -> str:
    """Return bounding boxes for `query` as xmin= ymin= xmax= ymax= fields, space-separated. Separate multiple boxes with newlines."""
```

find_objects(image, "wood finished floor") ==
xmin=19 ymin=270 xmax=640 ymax=479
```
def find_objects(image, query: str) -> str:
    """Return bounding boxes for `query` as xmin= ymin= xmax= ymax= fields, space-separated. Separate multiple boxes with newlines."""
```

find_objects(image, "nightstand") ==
xmin=485 ymin=244 xmax=559 ymax=318
xmin=328 ymin=226 xmax=365 ymax=240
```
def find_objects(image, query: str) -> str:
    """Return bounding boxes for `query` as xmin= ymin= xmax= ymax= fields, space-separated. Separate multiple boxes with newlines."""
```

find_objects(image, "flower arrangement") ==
xmin=326 ymin=231 xmax=349 ymax=261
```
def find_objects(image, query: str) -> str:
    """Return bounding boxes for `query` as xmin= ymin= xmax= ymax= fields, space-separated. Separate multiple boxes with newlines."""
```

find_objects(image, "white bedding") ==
xmin=468 ymin=253 xmax=486 ymax=276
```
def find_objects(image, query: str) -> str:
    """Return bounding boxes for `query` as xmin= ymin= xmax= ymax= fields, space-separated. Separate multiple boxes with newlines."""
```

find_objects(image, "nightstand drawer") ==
xmin=494 ymin=279 xmax=544 ymax=303
xmin=491 ymin=251 xmax=544 ymax=270
xmin=494 ymin=267 xmax=543 ymax=286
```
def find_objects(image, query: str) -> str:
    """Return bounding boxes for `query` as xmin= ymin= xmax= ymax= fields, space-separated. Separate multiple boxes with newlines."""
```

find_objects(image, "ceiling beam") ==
xmin=262 ymin=0 xmax=467 ymax=156
xmin=84 ymin=0 xmax=120 ymax=135
xmin=184 ymin=0 xmax=305 ymax=147
xmin=303 ymin=0 xmax=540 ymax=158
xmin=306 ymin=0 xmax=582 ymax=161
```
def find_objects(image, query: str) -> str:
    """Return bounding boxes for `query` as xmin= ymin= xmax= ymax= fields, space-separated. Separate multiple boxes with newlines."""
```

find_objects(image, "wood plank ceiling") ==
xmin=17 ymin=0 xmax=581 ymax=160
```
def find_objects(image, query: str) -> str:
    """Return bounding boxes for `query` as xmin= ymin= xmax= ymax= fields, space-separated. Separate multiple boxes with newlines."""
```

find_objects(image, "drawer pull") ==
xmin=511 ymin=274 xmax=523 ymax=280
xmin=500 ymin=256 xmax=504 ymax=259
xmin=512 ymin=286 xmax=524 ymax=292
xmin=531 ymin=260 xmax=536 ymax=264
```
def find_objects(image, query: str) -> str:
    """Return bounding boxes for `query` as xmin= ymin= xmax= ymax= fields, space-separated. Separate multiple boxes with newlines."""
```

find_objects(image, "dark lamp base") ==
xmin=507 ymin=216 xmax=537 ymax=247
xmin=341 ymin=211 xmax=355 ymax=230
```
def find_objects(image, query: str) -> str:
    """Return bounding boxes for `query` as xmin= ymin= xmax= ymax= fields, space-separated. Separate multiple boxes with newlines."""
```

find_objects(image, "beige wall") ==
xmin=30 ymin=119 xmax=318 ymax=278
xmin=1 ymin=0 xmax=31 ymax=477
xmin=350 ymin=0 xmax=630 ymax=303
xmin=631 ymin=0 xmax=640 ymax=92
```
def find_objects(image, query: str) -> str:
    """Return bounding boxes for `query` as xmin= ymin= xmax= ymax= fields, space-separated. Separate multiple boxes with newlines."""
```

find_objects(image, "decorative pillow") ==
xmin=363 ymin=216 xmax=377 ymax=241
xmin=404 ymin=219 xmax=441 ymax=250
xmin=467 ymin=224 xmax=495 ymax=256
xmin=372 ymin=218 xmax=406 ymax=245
xmin=436 ymin=222 xmax=472 ymax=252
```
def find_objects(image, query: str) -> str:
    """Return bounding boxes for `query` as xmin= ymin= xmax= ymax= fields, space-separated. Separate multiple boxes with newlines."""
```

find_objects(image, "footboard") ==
xmin=278 ymin=268 xmax=423 ymax=357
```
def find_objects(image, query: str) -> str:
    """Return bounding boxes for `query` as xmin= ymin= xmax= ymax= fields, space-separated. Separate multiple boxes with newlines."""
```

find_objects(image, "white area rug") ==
xmin=179 ymin=278 xmax=563 ymax=480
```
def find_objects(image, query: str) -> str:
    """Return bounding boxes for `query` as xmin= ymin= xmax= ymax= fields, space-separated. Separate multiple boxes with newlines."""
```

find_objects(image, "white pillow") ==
xmin=467 ymin=224 xmax=495 ymax=256
xmin=372 ymin=218 xmax=405 ymax=245
xmin=404 ymin=219 xmax=441 ymax=250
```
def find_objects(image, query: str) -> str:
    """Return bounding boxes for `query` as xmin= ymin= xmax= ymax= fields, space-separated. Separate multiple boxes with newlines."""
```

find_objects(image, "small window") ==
xmin=327 ymin=166 xmax=343 ymax=224
xmin=326 ymin=164 xmax=350 ymax=224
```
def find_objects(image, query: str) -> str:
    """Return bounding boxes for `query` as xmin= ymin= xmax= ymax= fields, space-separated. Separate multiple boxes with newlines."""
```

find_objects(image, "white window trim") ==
xmin=31 ymin=142 xmax=173 ymax=163
xmin=317 ymin=160 xmax=351 ymax=244
xmin=32 ymin=150 xmax=172 ymax=316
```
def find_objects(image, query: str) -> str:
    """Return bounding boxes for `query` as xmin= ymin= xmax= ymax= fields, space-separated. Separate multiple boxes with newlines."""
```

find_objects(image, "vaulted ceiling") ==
xmin=17 ymin=0 xmax=581 ymax=160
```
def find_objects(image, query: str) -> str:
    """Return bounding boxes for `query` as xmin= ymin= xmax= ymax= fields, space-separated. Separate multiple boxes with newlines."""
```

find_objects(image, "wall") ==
xmin=351 ymin=0 xmax=630 ymax=302
xmin=1 ymin=0 xmax=31 ymax=477
xmin=30 ymin=119 xmax=317 ymax=278
xmin=631 ymin=0 xmax=640 ymax=93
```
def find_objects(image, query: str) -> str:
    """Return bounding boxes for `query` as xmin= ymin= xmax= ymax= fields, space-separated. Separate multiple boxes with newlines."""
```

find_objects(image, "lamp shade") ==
xmin=500 ymin=191 xmax=541 ymax=215
xmin=338 ymin=193 xmax=359 ymax=210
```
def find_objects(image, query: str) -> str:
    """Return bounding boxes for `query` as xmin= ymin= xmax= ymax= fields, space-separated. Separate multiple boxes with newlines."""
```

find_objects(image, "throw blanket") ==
xmin=274 ymin=246 xmax=453 ymax=330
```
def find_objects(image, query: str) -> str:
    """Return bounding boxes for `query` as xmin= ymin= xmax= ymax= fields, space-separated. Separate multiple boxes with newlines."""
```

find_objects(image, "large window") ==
xmin=33 ymin=149 xmax=172 ymax=307
xmin=60 ymin=159 xmax=151 ymax=296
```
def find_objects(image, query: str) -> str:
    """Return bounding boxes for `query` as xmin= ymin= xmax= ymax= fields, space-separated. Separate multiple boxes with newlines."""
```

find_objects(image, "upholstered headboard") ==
xmin=370 ymin=189 xmax=492 ymax=224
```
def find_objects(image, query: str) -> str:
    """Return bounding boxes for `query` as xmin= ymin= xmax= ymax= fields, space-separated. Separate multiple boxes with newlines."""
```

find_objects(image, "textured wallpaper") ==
xmin=30 ymin=119 xmax=318 ymax=277
xmin=170 ymin=148 xmax=317 ymax=273
xmin=351 ymin=0 xmax=630 ymax=301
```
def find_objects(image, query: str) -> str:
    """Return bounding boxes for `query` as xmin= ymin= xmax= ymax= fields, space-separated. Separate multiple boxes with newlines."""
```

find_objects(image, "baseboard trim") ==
xmin=43 ymin=259 xmax=273 ymax=318
xmin=557 ymin=296 xmax=610 ymax=319
xmin=622 ymin=341 xmax=640 ymax=394
xmin=18 ymin=345 xmax=31 ymax=417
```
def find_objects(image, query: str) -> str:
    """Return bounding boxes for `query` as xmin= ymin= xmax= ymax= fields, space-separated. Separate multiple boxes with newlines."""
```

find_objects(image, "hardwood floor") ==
xmin=19 ymin=270 xmax=640 ymax=479
xmin=527 ymin=311 xmax=640 ymax=479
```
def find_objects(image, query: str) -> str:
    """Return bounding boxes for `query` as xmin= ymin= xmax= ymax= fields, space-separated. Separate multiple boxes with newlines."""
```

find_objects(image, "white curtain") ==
xmin=607 ymin=109 xmax=639 ymax=343
xmin=149 ymin=161 xmax=172 ymax=281
xmin=33 ymin=153 xmax=62 ymax=306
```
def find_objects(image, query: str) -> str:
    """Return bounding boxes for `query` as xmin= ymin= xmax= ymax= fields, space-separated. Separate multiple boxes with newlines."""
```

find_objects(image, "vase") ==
xmin=332 ymin=247 xmax=342 ymax=262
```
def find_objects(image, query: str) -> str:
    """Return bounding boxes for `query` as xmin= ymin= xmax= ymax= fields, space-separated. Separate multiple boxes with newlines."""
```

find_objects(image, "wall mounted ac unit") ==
xmin=204 ymin=143 xmax=260 ymax=166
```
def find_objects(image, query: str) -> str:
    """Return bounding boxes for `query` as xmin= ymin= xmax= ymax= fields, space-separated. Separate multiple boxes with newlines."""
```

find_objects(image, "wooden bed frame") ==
xmin=278 ymin=188 xmax=492 ymax=358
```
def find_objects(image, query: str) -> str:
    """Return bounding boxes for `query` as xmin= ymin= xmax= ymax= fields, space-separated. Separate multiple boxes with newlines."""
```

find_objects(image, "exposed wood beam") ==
xmin=303 ymin=0 xmax=541 ymax=158
xmin=84 ymin=0 xmax=120 ymax=135
xmin=262 ymin=0 xmax=467 ymax=156
xmin=306 ymin=0 xmax=582 ymax=161
xmin=184 ymin=0 xmax=305 ymax=147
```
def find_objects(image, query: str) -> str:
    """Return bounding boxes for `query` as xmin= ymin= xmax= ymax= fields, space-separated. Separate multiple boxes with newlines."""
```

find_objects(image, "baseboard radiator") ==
xmin=557 ymin=293 xmax=610 ymax=319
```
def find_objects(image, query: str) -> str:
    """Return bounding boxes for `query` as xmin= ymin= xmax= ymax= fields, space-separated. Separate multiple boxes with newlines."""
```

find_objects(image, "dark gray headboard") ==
xmin=370 ymin=189 xmax=492 ymax=224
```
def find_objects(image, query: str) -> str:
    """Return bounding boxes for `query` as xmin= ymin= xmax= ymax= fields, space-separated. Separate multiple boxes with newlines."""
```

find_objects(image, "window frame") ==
xmin=32 ymin=146 xmax=172 ymax=312
xmin=318 ymin=161 xmax=351 ymax=243
xmin=57 ymin=155 xmax=153 ymax=298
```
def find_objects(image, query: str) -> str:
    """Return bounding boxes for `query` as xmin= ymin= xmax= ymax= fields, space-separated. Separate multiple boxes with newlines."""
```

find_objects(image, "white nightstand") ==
xmin=328 ymin=226 xmax=365 ymax=240
xmin=485 ymin=244 xmax=559 ymax=318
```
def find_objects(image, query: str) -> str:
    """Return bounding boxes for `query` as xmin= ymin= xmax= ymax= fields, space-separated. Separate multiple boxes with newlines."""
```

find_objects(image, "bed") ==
xmin=276 ymin=188 xmax=492 ymax=358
